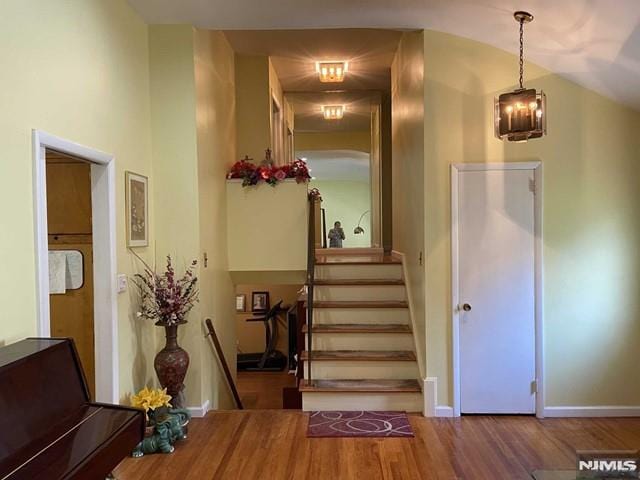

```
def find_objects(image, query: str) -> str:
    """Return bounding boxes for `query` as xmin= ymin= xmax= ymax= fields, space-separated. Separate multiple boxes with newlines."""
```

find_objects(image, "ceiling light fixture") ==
xmin=322 ymin=105 xmax=345 ymax=120
xmin=494 ymin=11 xmax=546 ymax=142
xmin=316 ymin=61 xmax=348 ymax=83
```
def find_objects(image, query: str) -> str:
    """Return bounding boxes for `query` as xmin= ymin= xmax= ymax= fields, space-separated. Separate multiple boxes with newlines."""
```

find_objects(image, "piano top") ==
xmin=0 ymin=338 xmax=144 ymax=480
xmin=0 ymin=338 xmax=69 ymax=369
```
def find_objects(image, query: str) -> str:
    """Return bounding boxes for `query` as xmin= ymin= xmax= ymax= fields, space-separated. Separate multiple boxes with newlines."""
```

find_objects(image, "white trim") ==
xmin=391 ymin=250 xmax=425 ymax=380
xmin=435 ymin=406 xmax=454 ymax=417
xmin=423 ymin=377 xmax=437 ymax=417
xmin=543 ymin=406 xmax=640 ymax=418
xmin=33 ymin=130 xmax=119 ymax=404
xmin=187 ymin=399 xmax=210 ymax=418
xmin=450 ymin=162 xmax=543 ymax=417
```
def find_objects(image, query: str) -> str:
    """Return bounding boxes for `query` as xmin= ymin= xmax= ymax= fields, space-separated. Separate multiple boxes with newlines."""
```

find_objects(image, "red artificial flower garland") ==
xmin=227 ymin=155 xmax=311 ymax=187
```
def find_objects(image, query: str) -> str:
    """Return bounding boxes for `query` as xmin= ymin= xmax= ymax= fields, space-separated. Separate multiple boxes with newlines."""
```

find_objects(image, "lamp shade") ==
xmin=494 ymin=88 xmax=546 ymax=142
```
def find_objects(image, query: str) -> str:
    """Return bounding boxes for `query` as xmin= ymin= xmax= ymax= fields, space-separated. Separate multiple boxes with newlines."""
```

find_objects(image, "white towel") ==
xmin=48 ymin=251 xmax=67 ymax=295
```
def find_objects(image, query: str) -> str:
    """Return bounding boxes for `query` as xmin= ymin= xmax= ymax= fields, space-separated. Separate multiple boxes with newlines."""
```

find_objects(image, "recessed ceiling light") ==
xmin=316 ymin=61 xmax=348 ymax=83
xmin=322 ymin=105 xmax=345 ymax=120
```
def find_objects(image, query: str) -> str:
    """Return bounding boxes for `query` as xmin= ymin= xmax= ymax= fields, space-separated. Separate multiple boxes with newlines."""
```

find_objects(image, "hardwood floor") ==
xmin=236 ymin=370 xmax=297 ymax=409
xmin=114 ymin=411 xmax=640 ymax=479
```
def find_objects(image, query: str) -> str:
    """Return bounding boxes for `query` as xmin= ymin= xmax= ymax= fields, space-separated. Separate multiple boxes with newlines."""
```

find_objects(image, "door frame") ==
xmin=33 ymin=130 xmax=119 ymax=403
xmin=451 ymin=161 xmax=543 ymax=417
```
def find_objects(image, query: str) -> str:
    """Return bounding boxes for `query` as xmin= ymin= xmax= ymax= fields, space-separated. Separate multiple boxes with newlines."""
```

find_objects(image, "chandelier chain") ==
xmin=519 ymin=18 xmax=524 ymax=89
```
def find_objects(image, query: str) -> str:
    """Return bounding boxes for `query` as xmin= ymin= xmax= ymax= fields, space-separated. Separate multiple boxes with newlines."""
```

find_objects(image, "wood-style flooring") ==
xmin=114 ymin=411 xmax=640 ymax=480
xmin=236 ymin=370 xmax=296 ymax=410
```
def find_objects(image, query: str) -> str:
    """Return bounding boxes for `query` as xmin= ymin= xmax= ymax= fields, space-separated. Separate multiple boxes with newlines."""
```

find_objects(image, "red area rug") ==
xmin=307 ymin=411 xmax=414 ymax=438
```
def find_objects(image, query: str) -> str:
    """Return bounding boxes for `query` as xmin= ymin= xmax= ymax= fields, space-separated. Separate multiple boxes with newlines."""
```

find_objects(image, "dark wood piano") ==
xmin=0 ymin=338 xmax=144 ymax=480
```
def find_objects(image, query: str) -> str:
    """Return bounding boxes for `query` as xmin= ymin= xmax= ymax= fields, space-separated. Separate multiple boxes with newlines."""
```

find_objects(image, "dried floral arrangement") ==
xmin=133 ymin=254 xmax=198 ymax=327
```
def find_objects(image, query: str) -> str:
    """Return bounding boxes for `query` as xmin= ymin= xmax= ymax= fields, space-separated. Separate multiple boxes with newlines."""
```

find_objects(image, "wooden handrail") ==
xmin=204 ymin=318 xmax=244 ymax=409
xmin=306 ymin=190 xmax=320 ymax=385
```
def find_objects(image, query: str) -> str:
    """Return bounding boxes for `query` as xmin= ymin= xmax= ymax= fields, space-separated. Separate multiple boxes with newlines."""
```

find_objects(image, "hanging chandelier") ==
xmin=494 ymin=11 xmax=546 ymax=142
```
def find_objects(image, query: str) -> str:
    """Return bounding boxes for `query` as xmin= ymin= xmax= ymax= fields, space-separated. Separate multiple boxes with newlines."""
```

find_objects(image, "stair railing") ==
xmin=306 ymin=189 xmax=320 ymax=385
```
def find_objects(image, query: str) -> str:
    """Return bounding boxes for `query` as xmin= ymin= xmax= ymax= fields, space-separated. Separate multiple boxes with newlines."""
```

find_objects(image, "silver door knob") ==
xmin=462 ymin=303 xmax=472 ymax=312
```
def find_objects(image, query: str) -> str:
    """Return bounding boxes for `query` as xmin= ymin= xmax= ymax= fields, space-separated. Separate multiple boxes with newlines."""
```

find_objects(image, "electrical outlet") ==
xmin=117 ymin=274 xmax=128 ymax=294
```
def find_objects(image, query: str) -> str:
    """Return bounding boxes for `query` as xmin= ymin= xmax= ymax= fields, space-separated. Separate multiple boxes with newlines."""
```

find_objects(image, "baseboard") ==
xmin=423 ymin=377 xmax=437 ymax=417
xmin=543 ymin=406 xmax=640 ymax=418
xmin=435 ymin=406 xmax=454 ymax=417
xmin=186 ymin=399 xmax=210 ymax=418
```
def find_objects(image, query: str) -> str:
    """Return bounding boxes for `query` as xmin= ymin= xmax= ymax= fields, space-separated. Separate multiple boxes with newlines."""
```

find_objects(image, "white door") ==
xmin=458 ymin=168 xmax=536 ymax=414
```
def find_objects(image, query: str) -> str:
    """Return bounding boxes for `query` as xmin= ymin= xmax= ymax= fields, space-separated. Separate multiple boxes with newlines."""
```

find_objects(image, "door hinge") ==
xmin=531 ymin=379 xmax=538 ymax=394
xmin=529 ymin=178 xmax=536 ymax=195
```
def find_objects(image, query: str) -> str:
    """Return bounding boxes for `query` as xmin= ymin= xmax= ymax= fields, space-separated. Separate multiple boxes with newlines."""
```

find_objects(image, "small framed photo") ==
xmin=125 ymin=171 xmax=149 ymax=247
xmin=235 ymin=294 xmax=246 ymax=312
xmin=251 ymin=291 xmax=270 ymax=313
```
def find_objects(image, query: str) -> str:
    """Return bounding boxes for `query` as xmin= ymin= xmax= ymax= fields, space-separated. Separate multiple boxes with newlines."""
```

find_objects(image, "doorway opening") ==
xmin=46 ymin=151 xmax=96 ymax=396
xmin=235 ymin=283 xmax=302 ymax=409
xmin=33 ymin=130 xmax=118 ymax=403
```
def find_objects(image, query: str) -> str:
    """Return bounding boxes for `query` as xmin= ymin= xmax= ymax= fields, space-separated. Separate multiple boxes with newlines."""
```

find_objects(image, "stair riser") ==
xmin=305 ymin=361 xmax=419 ymax=380
xmin=315 ymin=264 xmax=403 ymax=281
xmin=306 ymin=334 xmax=414 ymax=351
xmin=313 ymin=308 xmax=410 ymax=325
xmin=314 ymin=285 xmax=406 ymax=302
xmin=302 ymin=392 xmax=422 ymax=412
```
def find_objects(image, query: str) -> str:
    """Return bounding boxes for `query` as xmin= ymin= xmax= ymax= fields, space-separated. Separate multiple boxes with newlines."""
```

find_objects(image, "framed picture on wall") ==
xmin=125 ymin=171 xmax=149 ymax=247
xmin=235 ymin=294 xmax=246 ymax=312
xmin=251 ymin=291 xmax=270 ymax=313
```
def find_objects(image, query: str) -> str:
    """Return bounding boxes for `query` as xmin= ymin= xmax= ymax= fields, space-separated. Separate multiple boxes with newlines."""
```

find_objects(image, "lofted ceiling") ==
xmin=127 ymin=0 xmax=640 ymax=110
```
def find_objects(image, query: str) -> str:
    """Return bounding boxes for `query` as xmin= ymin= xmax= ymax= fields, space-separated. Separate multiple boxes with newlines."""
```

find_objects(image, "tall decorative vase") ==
xmin=154 ymin=325 xmax=189 ymax=409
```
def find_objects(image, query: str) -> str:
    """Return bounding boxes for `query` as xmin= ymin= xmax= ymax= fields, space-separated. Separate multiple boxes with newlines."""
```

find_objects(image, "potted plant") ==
xmin=133 ymin=255 xmax=198 ymax=409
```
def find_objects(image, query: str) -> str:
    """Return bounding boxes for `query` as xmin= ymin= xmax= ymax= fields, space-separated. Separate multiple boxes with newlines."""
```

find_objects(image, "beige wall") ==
xmin=236 ymin=284 xmax=301 ymax=353
xmin=194 ymin=29 xmax=238 ymax=410
xmin=227 ymin=180 xmax=308 ymax=284
xmin=0 ymin=0 xmax=156 ymax=400
xmin=235 ymin=55 xmax=271 ymax=163
xmin=295 ymin=131 xmax=371 ymax=153
xmin=149 ymin=25 xmax=204 ymax=405
xmin=391 ymin=31 xmax=426 ymax=373
xmin=149 ymin=26 xmax=238 ymax=409
xmin=422 ymin=30 xmax=640 ymax=407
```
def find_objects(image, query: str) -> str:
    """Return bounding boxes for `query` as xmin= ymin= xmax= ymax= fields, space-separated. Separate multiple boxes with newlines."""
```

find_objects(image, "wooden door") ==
xmin=46 ymin=153 xmax=95 ymax=397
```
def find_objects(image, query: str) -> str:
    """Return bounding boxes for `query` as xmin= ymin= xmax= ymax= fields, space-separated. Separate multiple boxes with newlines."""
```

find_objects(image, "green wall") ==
xmin=312 ymin=180 xmax=372 ymax=248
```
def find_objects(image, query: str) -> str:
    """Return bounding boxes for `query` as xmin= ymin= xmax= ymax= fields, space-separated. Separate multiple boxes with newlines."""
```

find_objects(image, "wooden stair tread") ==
xmin=315 ymin=259 xmax=401 ymax=265
xmin=299 ymin=379 xmax=421 ymax=393
xmin=315 ymin=255 xmax=401 ymax=265
xmin=301 ymin=350 xmax=416 ymax=361
xmin=310 ymin=301 xmax=408 ymax=309
xmin=314 ymin=279 xmax=404 ymax=286
xmin=303 ymin=324 xmax=411 ymax=334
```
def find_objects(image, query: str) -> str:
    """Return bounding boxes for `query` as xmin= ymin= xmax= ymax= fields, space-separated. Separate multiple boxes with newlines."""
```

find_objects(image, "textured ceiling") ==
xmin=127 ymin=0 xmax=640 ymax=110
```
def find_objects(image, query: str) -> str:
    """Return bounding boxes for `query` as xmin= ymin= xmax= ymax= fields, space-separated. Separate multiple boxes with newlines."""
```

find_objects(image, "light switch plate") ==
xmin=117 ymin=274 xmax=128 ymax=294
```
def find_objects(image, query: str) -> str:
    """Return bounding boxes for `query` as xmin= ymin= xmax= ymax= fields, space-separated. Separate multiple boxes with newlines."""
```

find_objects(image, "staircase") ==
xmin=300 ymin=251 xmax=423 ymax=412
